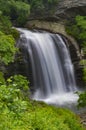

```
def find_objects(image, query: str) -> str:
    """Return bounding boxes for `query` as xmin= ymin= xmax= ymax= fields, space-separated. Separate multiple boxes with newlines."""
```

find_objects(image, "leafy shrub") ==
xmin=0 ymin=74 xmax=29 ymax=113
xmin=10 ymin=28 xmax=20 ymax=40
xmin=9 ymin=1 xmax=30 ymax=26
xmin=0 ymin=13 xmax=19 ymax=40
xmin=0 ymin=0 xmax=30 ymax=26
xmin=0 ymin=31 xmax=17 ymax=64
xmin=0 ymin=14 xmax=12 ymax=34
xmin=77 ymin=91 xmax=86 ymax=108
xmin=0 ymin=72 xmax=5 ymax=84
xmin=0 ymin=74 xmax=84 ymax=130
xmin=30 ymin=0 xmax=58 ymax=16
xmin=66 ymin=15 xmax=86 ymax=49
xmin=7 ymin=75 xmax=29 ymax=98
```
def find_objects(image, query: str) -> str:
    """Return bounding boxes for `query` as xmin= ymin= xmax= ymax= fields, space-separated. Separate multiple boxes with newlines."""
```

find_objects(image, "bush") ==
xmin=0 ymin=74 xmax=84 ymax=130
xmin=66 ymin=15 xmax=86 ymax=49
xmin=30 ymin=0 xmax=58 ymax=16
xmin=77 ymin=91 xmax=86 ymax=108
xmin=0 ymin=74 xmax=29 ymax=113
xmin=0 ymin=14 xmax=12 ymax=34
xmin=10 ymin=28 xmax=20 ymax=40
xmin=10 ymin=1 xmax=30 ymax=26
xmin=0 ymin=12 xmax=20 ymax=40
xmin=0 ymin=31 xmax=17 ymax=64
xmin=0 ymin=0 xmax=30 ymax=26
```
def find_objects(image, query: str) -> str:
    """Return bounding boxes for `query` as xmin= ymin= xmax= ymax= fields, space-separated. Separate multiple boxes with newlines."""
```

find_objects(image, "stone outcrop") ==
xmin=26 ymin=20 xmax=80 ymax=55
xmin=55 ymin=0 xmax=86 ymax=19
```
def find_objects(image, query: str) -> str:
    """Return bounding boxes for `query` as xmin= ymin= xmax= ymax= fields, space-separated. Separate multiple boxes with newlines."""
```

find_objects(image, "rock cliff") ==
xmin=55 ymin=0 xmax=86 ymax=19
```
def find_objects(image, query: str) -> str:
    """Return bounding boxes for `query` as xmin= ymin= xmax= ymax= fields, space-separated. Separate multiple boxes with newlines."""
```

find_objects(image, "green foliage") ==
xmin=0 ymin=14 xmax=12 ymax=34
xmin=28 ymin=106 xmax=83 ymax=130
xmin=79 ymin=61 xmax=86 ymax=81
xmin=0 ymin=98 xmax=84 ymax=130
xmin=77 ymin=91 xmax=86 ymax=108
xmin=79 ymin=60 xmax=86 ymax=66
xmin=78 ymin=61 xmax=86 ymax=109
xmin=10 ymin=28 xmax=20 ymax=40
xmin=9 ymin=1 xmax=30 ymax=26
xmin=0 ymin=74 xmax=84 ymax=130
xmin=0 ymin=72 xmax=5 ymax=85
xmin=0 ymin=0 xmax=30 ymax=26
xmin=76 ymin=16 xmax=86 ymax=29
xmin=83 ymin=68 xmax=86 ymax=81
xmin=0 ymin=75 xmax=29 ymax=114
xmin=66 ymin=16 xmax=86 ymax=50
xmin=7 ymin=75 xmax=29 ymax=98
xmin=30 ymin=0 xmax=45 ymax=15
xmin=0 ymin=0 xmax=11 ymax=16
xmin=30 ymin=0 xmax=58 ymax=16
xmin=0 ymin=74 xmax=30 ymax=130
xmin=7 ymin=75 xmax=29 ymax=90
xmin=0 ymin=31 xmax=17 ymax=64
xmin=75 ymin=16 xmax=86 ymax=48
xmin=0 ymin=13 xmax=20 ymax=40
xmin=0 ymin=0 xmax=58 ymax=25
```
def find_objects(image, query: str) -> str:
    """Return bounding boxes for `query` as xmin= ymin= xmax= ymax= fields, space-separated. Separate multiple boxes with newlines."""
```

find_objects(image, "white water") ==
xmin=17 ymin=28 xmax=79 ymax=107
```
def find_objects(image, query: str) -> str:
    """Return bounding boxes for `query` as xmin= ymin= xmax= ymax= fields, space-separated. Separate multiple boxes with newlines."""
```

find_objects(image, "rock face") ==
xmin=26 ymin=20 xmax=80 ymax=54
xmin=55 ymin=0 xmax=86 ymax=19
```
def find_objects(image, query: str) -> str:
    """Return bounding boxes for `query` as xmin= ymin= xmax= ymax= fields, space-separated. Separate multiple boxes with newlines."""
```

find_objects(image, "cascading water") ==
xmin=17 ymin=28 xmax=78 ymax=107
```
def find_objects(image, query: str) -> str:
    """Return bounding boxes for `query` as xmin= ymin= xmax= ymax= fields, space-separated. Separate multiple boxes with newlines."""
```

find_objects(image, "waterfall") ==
xmin=17 ymin=28 xmax=78 ymax=106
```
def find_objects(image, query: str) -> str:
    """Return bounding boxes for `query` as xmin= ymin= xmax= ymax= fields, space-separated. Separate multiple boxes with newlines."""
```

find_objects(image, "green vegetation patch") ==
xmin=0 ymin=0 xmax=30 ymax=26
xmin=0 ymin=74 xmax=84 ymax=130
xmin=66 ymin=15 xmax=86 ymax=49
xmin=30 ymin=0 xmax=59 ymax=16
xmin=0 ymin=31 xmax=17 ymax=64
